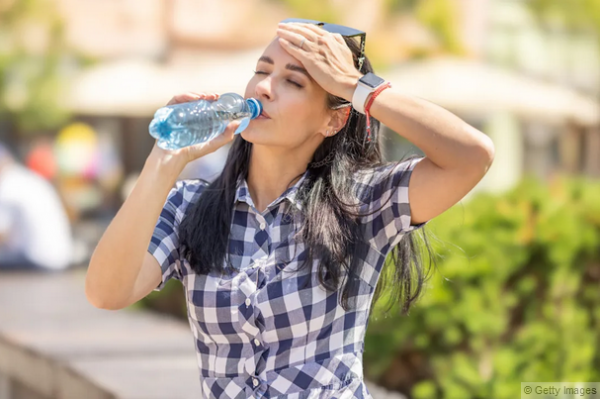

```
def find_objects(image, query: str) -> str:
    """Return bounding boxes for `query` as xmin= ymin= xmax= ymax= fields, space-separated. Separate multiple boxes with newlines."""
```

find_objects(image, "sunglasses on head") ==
xmin=280 ymin=18 xmax=366 ymax=72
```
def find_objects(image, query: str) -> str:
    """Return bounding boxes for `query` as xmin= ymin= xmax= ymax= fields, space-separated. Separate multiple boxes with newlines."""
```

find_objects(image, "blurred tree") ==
xmin=0 ymin=0 xmax=90 ymax=136
xmin=527 ymin=0 xmax=600 ymax=147
xmin=383 ymin=0 xmax=420 ymax=13
xmin=384 ymin=0 xmax=464 ymax=56
xmin=365 ymin=174 xmax=600 ymax=398
xmin=266 ymin=0 xmax=339 ymax=23
xmin=528 ymin=0 xmax=600 ymax=32
xmin=268 ymin=0 xmax=464 ymax=71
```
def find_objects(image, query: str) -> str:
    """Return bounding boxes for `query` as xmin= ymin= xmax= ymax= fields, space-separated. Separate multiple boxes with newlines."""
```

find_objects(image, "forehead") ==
xmin=259 ymin=37 xmax=304 ymax=67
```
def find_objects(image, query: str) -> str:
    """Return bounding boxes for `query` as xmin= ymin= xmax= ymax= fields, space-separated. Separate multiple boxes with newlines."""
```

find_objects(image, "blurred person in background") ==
xmin=0 ymin=143 xmax=73 ymax=272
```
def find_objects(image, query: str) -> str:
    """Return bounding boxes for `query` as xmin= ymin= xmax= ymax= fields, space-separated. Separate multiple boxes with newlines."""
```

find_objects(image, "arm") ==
xmin=85 ymin=92 xmax=239 ymax=310
xmin=85 ymin=155 xmax=183 ymax=310
xmin=343 ymin=84 xmax=496 ymax=225
xmin=273 ymin=23 xmax=494 ymax=226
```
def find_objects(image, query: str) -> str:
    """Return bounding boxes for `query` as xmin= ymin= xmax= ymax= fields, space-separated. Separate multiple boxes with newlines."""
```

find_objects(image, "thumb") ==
xmin=186 ymin=120 xmax=242 ymax=161
xmin=204 ymin=120 xmax=242 ymax=151
xmin=218 ymin=120 xmax=243 ymax=144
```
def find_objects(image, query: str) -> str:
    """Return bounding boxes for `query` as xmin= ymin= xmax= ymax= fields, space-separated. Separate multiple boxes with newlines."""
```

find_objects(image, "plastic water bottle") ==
xmin=149 ymin=93 xmax=262 ymax=150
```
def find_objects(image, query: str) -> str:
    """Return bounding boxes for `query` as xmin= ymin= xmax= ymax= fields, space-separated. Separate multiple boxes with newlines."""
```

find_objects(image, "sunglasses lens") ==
xmin=321 ymin=24 xmax=363 ymax=37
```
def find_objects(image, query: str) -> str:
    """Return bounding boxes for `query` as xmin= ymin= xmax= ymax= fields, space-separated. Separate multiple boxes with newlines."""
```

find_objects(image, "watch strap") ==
xmin=352 ymin=81 xmax=373 ymax=115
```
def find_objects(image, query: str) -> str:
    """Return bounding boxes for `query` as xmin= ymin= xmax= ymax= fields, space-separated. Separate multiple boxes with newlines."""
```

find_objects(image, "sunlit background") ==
xmin=0 ymin=0 xmax=599 ymax=398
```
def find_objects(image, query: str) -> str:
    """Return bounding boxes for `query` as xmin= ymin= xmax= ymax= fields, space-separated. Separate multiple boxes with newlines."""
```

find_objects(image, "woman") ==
xmin=86 ymin=21 xmax=494 ymax=399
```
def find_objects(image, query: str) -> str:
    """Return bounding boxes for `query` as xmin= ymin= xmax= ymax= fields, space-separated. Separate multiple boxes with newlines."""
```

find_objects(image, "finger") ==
xmin=333 ymin=33 xmax=345 ymax=44
xmin=276 ymin=28 xmax=311 ymax=50
xmin=299 ymin=23 xmax=328 ymax=37
xmin=167 ymin=92 xmax=220 ymax=106
xmin=278 ymin=22 xmax=322 ymax=40
xmin=167 ymin=92 xmax=202 ymax=106
xmin=212 ymin=121 xmax=241 ymax=146
xmin=182 ymin=92 xmax=204 ymax=100
xmin=277 ymin=37 xmax=303 ymax=57
xmin=204 ymin=93 xmax=220 ymax=101
xmin=187 ymin=120 xmax=240 ymax=159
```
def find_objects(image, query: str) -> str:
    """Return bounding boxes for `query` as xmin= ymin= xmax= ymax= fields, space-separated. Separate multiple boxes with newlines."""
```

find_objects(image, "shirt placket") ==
xmin=236 ymin=197 xmax=287 ymax=397
xmin=238 ymin=216 xmax=271 ymax=397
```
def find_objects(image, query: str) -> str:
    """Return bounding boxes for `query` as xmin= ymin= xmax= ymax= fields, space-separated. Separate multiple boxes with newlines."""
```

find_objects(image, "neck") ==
xmin=246 ymin=145 xmax=310 ymax=213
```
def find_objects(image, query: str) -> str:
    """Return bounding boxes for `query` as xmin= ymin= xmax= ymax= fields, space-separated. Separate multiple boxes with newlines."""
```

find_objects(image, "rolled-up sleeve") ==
xmin=148 ymin=180 xmax=206 ymax=291
xmin=358 ymin=157 xmax=429 ymax=254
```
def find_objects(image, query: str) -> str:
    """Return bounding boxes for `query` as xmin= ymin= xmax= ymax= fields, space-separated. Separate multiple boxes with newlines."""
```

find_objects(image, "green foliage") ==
xmin=365 ymin=174 xmax=600 ymax=398
xmin=384 ymin=0 xmax=421 ymax=14
xmin=266 ymin=0 xmax=340 ymax=24
xmin=384 ymin=0 xmax=465 ymax=56
xmin=0 ymin=0 xmax=87 ymax=133
xmin=414 ymin=0 xmax=464 ymax=55
xmin=528 ymin=0 xmax=600 ymax=33
xmin=271 ymin=0 xmax=464 ymax=65
xmin=135 ymin=279 xmax=188 ymax=319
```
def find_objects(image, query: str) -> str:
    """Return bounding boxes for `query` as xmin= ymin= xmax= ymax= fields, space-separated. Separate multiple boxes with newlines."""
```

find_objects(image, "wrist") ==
xmin=351 ymin=72 xmax=387 ymax=114
xmin=340 ymin=73 xmax=364 ymax=103
xmin=145 ymin=149 xmax=186 ymax=181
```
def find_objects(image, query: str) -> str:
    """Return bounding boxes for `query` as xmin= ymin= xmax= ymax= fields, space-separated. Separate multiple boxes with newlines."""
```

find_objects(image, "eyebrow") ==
xmin=258 ymin=56 xmax=310 ymax=79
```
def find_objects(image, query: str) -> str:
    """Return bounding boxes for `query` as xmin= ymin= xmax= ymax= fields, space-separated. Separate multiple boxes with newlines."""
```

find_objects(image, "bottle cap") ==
xmin=246 ymin=98 xmax=262 ymax=119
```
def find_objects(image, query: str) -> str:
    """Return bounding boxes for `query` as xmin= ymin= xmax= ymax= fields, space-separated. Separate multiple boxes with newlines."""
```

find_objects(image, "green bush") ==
xmin=364 ymin=174 xmax=600 ymax=398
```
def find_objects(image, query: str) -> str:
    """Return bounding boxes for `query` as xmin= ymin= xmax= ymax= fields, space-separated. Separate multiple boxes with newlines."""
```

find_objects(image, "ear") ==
xmin=326 ymin=106 xmax=351 ymax=136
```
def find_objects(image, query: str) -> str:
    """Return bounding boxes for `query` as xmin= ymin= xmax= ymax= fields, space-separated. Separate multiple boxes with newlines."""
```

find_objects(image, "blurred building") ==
xmin=52 ymin=0 xmax=290 ymax=183
xmin=382 ymin=0 xmax=600 ymax=196
xmin=47 ymin=0 xmax=600 ymax=203
xmin=461 ymin=0 xmax=600 ymax=191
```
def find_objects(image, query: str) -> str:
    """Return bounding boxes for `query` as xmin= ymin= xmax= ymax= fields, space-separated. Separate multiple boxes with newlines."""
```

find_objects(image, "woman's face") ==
xmin=242 ymin=38 xmax=332 ymax=148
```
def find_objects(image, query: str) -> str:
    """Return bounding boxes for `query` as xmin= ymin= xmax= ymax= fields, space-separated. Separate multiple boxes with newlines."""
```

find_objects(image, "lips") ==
xmin=260 ymin=110 xmax=271 ymax=119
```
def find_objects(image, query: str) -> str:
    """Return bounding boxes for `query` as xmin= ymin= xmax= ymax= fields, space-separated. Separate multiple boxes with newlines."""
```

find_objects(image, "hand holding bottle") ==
xmin=147 ymin=92 xmax=242 ymax=171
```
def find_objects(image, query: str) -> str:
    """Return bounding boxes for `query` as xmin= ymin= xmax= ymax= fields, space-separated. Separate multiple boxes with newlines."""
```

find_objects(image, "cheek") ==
xmin=279 ymin=102 xmax=315 ymax=130
xmin=244 ymin=79 xmax=257 ymax=99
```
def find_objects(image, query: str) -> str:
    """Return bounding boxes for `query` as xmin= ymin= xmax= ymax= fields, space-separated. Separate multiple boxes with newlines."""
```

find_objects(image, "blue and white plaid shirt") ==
xmin=148 ymin=157 xmax=427 ymax=399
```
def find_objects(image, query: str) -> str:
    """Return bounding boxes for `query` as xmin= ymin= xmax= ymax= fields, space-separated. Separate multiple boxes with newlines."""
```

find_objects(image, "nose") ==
xmin=254 ymin=75 xmax=272 ymax=102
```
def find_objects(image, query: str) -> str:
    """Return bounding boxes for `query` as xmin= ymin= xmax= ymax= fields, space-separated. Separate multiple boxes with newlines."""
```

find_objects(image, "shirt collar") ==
xmin=235 ymin=170 xmax=310 ymax=212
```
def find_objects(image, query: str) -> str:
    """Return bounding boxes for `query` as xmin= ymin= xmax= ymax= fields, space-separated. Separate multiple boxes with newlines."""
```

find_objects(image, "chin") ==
xmin=239 ymin=127 xmax=263 ymax=143
xmin=239 ymin=129 xmax=280 ymax=146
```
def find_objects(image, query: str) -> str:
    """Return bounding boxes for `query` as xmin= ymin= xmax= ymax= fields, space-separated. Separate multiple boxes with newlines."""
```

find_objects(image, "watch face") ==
xmin=360 ymin=72 xmax=385 ymax=88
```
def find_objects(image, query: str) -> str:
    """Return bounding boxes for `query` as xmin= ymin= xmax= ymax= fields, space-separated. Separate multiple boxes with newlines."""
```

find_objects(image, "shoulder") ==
xmin=355 ymin=157 xmax=423 ymax=179
xmin=173 ymin=178 xmax=210 ymax=199
xmin=352 ymin=157 xmax=424 ymax=197
xmin=165 ymin=179 xmax=210 ymax=215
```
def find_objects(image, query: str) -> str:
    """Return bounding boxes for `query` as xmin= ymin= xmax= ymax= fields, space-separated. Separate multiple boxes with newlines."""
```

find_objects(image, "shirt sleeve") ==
xmin=358 ymin=157 xmax=429 ymax=254
xmin=147 ymin=180 xmax=203 ymax=291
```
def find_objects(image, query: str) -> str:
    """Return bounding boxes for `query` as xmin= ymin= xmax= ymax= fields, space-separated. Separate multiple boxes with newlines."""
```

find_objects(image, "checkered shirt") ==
xmin=148 ymin=157 xmax=427 ymax=399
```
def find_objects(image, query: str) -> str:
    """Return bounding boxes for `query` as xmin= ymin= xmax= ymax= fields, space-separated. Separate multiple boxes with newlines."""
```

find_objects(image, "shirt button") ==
xmin=254 ymin=338 xmax=260 ymax=346
xmin=259 ymin=222 xmax=266 ymax=230
xmin=245 ymin=298 xmax=251 ymax=306
xmin=252 ymin=378 xmax=259 ymax=387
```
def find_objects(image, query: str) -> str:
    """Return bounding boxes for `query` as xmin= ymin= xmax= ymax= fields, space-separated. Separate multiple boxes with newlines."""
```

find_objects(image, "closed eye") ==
xmin=253 ymin=70 xmax=303 ymax=88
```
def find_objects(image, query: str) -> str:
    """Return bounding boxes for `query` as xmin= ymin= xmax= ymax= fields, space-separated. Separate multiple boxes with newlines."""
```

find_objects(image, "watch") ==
xmin=352 ymin=72 xmax=386 ymax=114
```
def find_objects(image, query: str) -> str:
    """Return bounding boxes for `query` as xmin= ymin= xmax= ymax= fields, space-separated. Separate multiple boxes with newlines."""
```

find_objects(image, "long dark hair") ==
xmin=180 ymin=36 xmax=436 ymax=314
